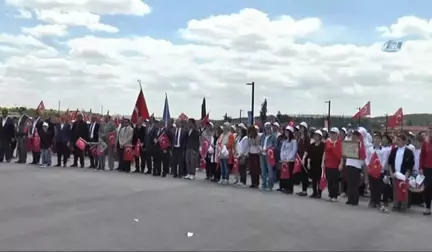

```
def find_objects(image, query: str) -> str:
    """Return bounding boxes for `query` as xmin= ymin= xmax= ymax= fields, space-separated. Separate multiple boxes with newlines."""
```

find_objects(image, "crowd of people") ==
xmin=1 ymin=108 xmax=432 ymax=216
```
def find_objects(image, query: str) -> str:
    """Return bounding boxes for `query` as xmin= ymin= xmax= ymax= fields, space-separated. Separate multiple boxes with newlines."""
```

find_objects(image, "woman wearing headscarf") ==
xmin=321 ymin=128 xmax=329 ymax=140
xmin=216 ymin=122 xmax=235 ymax=184
xmin=306 ymin=130 xmax=325 ymax=198
xmin=420 ymin=125 xmax=432 ymax=215
xmin=248 ymin=126 xmax=261 ymax=189
xmin=207 ymin=126 xmax=221 ymax=182
xmin=296 ymin=122 xmax=310 ymax=196
xmin=322 ymin=127 xmax=343 ymax=201
xmin=279 ymin=126 xmax=297 ymax=194
xmin=260 ymin=122 xmax=277 ymax=191
xmin=235 ymin=123 xmax=248 ymax=187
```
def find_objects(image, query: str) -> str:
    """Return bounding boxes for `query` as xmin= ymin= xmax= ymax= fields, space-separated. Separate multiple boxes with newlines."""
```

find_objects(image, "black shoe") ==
xmin=70 ymin=164 xmax=77 ymax=167
xmin=296 ymin=192 xmax=308 ymax=197
xmin=423 ymin=210 xmax=431 ymax=216
xmin=309 ymin=194 xmax=317 ymax=198
xmin=161 ymin=174 xmax=167 ymax=177
xmin=88 ymin=165 xmax=94 ymax=169
xmin=345 ymin=201 xmax=353 ymax=205
xmin=132 ymin=170 xmax=140 ymax=173
xmin=173 ymin=174 xmax=178 ymax=178
xmin=145 ymin=171 xmax=151 ymax=175
xmin=55 ymin=164 xmax=61 ymax=167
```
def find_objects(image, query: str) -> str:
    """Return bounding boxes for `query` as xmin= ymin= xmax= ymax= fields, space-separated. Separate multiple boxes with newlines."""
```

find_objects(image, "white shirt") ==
xmin=263 ymin=135 xmax=271 ymax=150
xmin=395 ymin=146 xmax=406 ymax=173
xmin=32 ymin=117 xmax=40 ymax=134
xmin=174 ymin=128 xmax=182 ymax=147
xmin=236 ymin=136 xmax=248 ymax=156
xmin=414 ymin=148 xmax=421 ymax=173
xmin=346 ymin=158 xmax=365 ymax=169
xmin=280 ymin=139 xmax=297 ymax=162
xmin=90 ymin=123 xmax=95 ymax=139
xmin=407 ymin=144 xmax=415 ymax=153
xmin=367 ymin=146 xmax=390 ymax=172
xmin=60 ymin=123 xmax=64 ymax=130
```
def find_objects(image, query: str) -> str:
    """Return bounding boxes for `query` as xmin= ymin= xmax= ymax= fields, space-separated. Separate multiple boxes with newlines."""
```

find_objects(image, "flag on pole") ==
xmin=388 ymin=107 xmax=403 ymax=128
xmin=353 ymin=101 xmax=371 ymax=119
xmin=162 ymin=93 xmax=170 ymax=128
xmin=36 ymin=101 xmax=45 ymax=114
xmin=131 ymin=82 xmax=150 ymax=124
xmin=201 ymin=97 xmax=206 ymax=120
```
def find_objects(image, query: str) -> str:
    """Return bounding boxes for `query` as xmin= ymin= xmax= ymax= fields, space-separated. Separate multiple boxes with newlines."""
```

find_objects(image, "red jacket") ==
xmin=420 ymin=141 xmax=432 ymax=170
xmin=324 ymin=139 xmax=342 ymax=168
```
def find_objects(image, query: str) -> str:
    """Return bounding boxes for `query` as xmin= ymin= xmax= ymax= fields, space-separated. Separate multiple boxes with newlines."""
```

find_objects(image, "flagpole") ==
xmin=357 ymin=107 xmax=361 ymax=126
xmin=58 ymin=100 xmax=61 ymax=112
xmin=385 ymin=114 xmax=388 ymax=133
xmin=137 ymin=79 xmax=142 ymax=90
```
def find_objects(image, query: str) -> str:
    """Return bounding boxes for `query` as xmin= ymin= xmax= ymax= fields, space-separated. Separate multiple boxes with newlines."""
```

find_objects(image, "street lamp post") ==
xmin=246 ymin=82 xmax=255 ymax=125
xmin=239 ymin=109 xmax=243 ymax=123
xmin=325 ymin=100 xmax=331 ymax=129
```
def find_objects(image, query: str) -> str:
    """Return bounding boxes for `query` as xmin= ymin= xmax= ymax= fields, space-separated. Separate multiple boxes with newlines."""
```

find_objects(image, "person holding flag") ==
xmin=98 ymin=115 xmax=117 ymax=171
xmin=132 ymin=117 xmax=146 ymax=173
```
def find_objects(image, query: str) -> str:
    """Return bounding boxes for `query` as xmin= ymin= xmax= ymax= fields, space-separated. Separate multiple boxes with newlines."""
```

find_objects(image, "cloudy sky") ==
xmin=0 ymin=0 xmax=431 ymax=119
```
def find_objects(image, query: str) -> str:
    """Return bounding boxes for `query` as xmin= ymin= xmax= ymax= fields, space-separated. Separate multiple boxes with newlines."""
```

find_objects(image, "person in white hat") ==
xmin=304 ymin=130 xmax=325 ymax=198
xmin=259 ymin=122 xmax=277 ymax=191
xmin=296 ymin=121 xmax=310 ymax=197
xmin=323 ymin=127 xmax=343 ymax=202
xmin=247 ymin=125 xmax=261 ymax=188
xmin=39 ymin=122 xmax=53 ymax=167
xmin=216 ymin=122 xmax=235 ymax=184
xmin=234 ymin=123 xmax=249 ymax=186
xmin=272 ymin=122 xmax=281 ymax=138
xmin=279 ymin=125 xmax=297 ymax=193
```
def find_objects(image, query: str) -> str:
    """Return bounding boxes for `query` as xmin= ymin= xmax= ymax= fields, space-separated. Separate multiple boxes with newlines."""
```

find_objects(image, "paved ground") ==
xmin=0 ymin=161 xmax=431 ymax=251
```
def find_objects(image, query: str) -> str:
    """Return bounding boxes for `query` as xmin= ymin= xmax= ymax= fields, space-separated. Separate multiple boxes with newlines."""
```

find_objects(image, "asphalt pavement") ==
xmin=0 ymin=160 xmax=431 ymax=251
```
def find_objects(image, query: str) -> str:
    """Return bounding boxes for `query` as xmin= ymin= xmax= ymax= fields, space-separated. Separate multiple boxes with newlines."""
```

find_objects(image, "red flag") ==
xmin=387 ymin=107 xmax=403 ymax=128
xmin=201 ymin=139 xmax=210 ymax=157
xmin=134 ymin=139 xmax=141 ymax=155
xmin=280 ymin=162 xmax=291 ymax=179
xmin=179 ymin=113 xmax=188 ymax=121
xmin=232 ymin=157 xmax=239 ymax=174
xmin=288 ymin=121 xmax=295 ymax=127
xmin=200 ymin=157 xmax=207 ymax=169
xmin=353 ymin=101 xmax=371 ymax=119
xmin=395 ymin=180 xmax=409 ymax=203
xmin=131 ymin=88 xmax=150 ymax=124
xmin=107 ymin=131 xmax=116 ymax=146
xmin=32 ymin=131 xmax=41 ymax=152
xmin=293 ymin=154 xmax=302 ymax=174
xmin=36 ymin=101 xmax=45 ymax=114
xmin=123 ymin=145 xmax=134 ymax=161
xmin=158 ymin=133 xmax=171 ymax=151
xmin=319 ymin=169 xmax=328 ymax=190
xmin=201 ymin=113 xmax=210 ymax=125
xmin=367 ymin=152 xmax=382 ymax=179
xmin=266 ymin=147 xmax=275 ymax=166
xmin=75 ymin=137 xmax=87 ymax=151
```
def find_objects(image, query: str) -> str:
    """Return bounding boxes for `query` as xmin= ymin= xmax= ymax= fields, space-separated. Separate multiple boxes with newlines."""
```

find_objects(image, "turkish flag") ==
xmin=200 ymin=157 xmax=207 ymax=169
xmin=387 ymin=107 xmax=403 ymax=128
xmin=134 ymin=139 xmax=141 ymax=156
xmin=232 ymin=157 xmax=239 ymax=174
xmin=179 ymin=113 xmax=188 ymax=121
xmin=319 ymin=170 xmax=328 ymax=190
xmin=200 ymin=139 xmax=210 ymax=157
xmin=358 ymin=139 xmax=366 ymax=160
xmin=367 ymin=152 xmax=382 ymax=179
xmin=131 ymin=88 xmax=150 ymax=124
xmin=280 ymin=162 xmax=291 ymax=179
xmin=353 ymin=101 xmax=371 ymax=119
xmin=288 ymin=121 xmax=295 ymax=127
xmin=395 ymin=180 xmax=409 ymax=203
xmin=293 ymin=154 xmax=302 ymax=174
xmin=107 ymin=131 xmax=116 ymax=146
xmin=158 ymin=133 xmax=171 ymax=151
xmin=35 ymin=100 xmax=45 ymax=115
xmin=32 ymin=132 xmax=40 ymax=152
xmin=75 ymin=137 xmax=87 ymax=151
xmin=201 ymin=113 xmax=210 ymax=125
xmin=89 ymin=146 xmax=97 ymax=156
xmin=123 ymin=145 xmax=134 ymax=161
xmin=266 ymin=147 xmax=276 ymax=166
xmin=26 ymin=137 xmax=32 ymax=152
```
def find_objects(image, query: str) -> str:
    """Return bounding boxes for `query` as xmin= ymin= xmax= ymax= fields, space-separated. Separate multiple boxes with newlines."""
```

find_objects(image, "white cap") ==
xmin=223 ymin=122 xmax=231 ymax=127
xmin=272 ymin=122 xmax=280 ymax=127
xmin=295 ymin=125 xmax=300 ymax=130
xmin=264 ymin=122 xmax=271 ymax=127
xmin=42 ymin=122 xmax=48 ymax=127
xmin=341 ymin=127 xmax=347 ymax=133
xmin=300 ymin=122 xmax=308 ymax=128
xmin=230 ymin=125 xmax=236 ymax=130
xmin=238 ymin=123 xmax=247 ymax=130
xmin=208 ymin=122 xmax=214 ymax=127
xmin=330 ymin=127 xmax=340 ymax=134
xmin=322 ymin=127 xmax=328 ymax=132
xmin=285 ymin=125 xmax=294 ymax=132
xmin=314 ymin=130 xmax=323 ymax=137
xmin=254 ymin=125 xmax=259 ymax=130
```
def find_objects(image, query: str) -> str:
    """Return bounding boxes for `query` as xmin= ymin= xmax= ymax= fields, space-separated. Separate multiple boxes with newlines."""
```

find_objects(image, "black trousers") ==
xmin=369 ymin=174 xmax=382 ymax=206
xmin=88 ymin=147 xmax=98 ymax=168
xmin=73 ymin=148 xmax=85 ymax=167
xmin=145 ymin=150 xmax=153 ymax=173
xmin=56 ymin=142 xmax=70 ymax=166
xmin=249 ymin=154 xmax=260 ymax=187
xmin=171 ymin=148 xmax=185 ymax=176
xmin=346 ymin=166 xmax=362 ymax=205
xmin=11 ymin=140 xmax=16 ymax=157
xmin=209 ymin=162 xmax=219 ymax=181
xmin=299 ymin=166 xmax=309 ymax=192
xmin=205 ymin=157 xmax=211 ymax=179
xmin=239 ymin=158 xmax=248 ymax=185
xmin=134 ymin=150 xmax=146 ymax=172
xmin=153 ymin=149 xmax=162 ymax=175
xmin=326 ymin=168 xmax=340 ymax=199
xmin=279 ymin=162 xmax=294 ymax=192
xmin=0 ymin=139 xmax=12 ymax=162
xmin=162 ymin=151 xmax=170 ymax=175
xmin=118 ymin=147 xmax=131 ymax=172
xmin=310 ymin=165 xmax=322 ymax=196
xmin=423 ymin=168 xmax=432 ymax=209
xmin=32 ymin=151 xmax=41 ymax=164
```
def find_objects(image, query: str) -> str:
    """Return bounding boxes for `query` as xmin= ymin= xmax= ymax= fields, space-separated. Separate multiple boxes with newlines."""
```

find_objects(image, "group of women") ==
xmin=200 ymin=121 xmax=432 ymax=216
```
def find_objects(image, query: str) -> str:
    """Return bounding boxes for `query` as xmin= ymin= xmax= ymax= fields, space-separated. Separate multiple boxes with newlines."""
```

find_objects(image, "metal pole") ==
xmin=239 ymin=109 xmax=243 ymax=123
xmin=385 ymin=114 xmax=388 ymax=133
xmin=58 ymin=100 xmax=61 ymax=112
xmin=246 ymin=82 xmax=255 ymax=125
xmin=325 ymin=100 xmax=331 ymax=129
xmin=101 ymin=105 xmax=103 ymax=115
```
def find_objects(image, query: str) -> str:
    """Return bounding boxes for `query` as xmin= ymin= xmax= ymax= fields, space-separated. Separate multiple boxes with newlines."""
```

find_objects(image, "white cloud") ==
xmin=21 ymin=24 xmax=68 ymax=38
xmin=15 ymin=9 xmax=32 ymax=19
xmin=1 ymin=7 xmax=432 ymax=118
xmin=377 ymin=16 xmax=432 ymax=39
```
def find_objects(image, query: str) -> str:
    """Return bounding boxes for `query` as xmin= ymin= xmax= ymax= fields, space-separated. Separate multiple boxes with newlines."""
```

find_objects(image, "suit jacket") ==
xmin=172 ymin=127 xmax=187 ymax=149
xmin=118 ymin=125 xmax=134 ymax=147
xmin=88 ymin=122 xmax=100 ymax=142
xmin=186 ymin=128 xmax=200 ymax=151
xmin=30 ymin=117 xmax=43 ymax=136
xmin=132 ymin=125 xmax=146 ymax=146
xmin=16 ymin=114 xmax=31 ymax=136
xmin=260 ymin=133 xmax=277 ymax=151
xmin=145 ymin=124 xmax=157 ymax=151
xmin=71 ymin=120 xmax=90 ymax=143
xmin=98 ymin=121 xmax=116 ymax=143
xmin=55 ymin=122 xmax=72 ymax=143
xmin=0 ymin=116 xmax=15 ymax=140
xmin=388 ymin=146 xmax=415 ymax=175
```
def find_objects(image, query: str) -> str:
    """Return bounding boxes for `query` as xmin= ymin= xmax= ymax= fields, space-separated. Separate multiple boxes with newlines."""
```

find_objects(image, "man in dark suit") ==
xmin=185 ymin=118 xmax=200 ymax=180
xmin=88 ymin=115 xmax=100 ymax=168
xmin=0 ymin=109 xmax=15 ymax=163
xmin=144 ymin=118 xmax=157 ymax=175
xmin=15 ymin=109 xmax=31 ymax=164
xmin=388 ymin=133 xmax=415 ymax=212
xmin=161 ymin=120 xmax=174 ymax=177
xmin=152 ymin=120 xmax=164 ymax=176
xmin=70 ymin=113 xmax=89 ymax=168
xmin=54 ymin=114 xmax=72 ymax=167
xmin=29 ymin=113 xmax=43 ymax=164
xmin=132 ymin=117 xmax=146 ymax=173
xmin=171 ymin=119 xmax=187 ymax=178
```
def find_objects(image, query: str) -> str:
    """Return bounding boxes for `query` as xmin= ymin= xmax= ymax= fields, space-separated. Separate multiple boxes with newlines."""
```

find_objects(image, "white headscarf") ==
xmin=357 ymin=127 xmax=373 ymax=164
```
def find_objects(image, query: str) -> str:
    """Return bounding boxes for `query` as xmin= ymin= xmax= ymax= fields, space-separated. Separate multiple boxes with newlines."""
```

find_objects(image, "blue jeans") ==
xmin=220 ymin=158 xmax=229 ymax=180
xmin=260 ymin=154 xmax=274 ymax=189
xmin=41 ymin=149 xmax=51 ymax=165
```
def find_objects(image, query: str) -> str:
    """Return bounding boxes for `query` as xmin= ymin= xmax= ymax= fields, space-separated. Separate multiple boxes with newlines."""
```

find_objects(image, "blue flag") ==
xmin=163 ymin=93 xmax=171 ymax=128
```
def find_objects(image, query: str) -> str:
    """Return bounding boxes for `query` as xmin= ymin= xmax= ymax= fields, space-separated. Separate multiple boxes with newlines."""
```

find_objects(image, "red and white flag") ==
xmin=36 ymin=101 xmax=45 ymax=114
xmin=353 ymin=101 xmax=371 ymax=119
xmin=178 ymin=113 xmax=188 ymax=121
xmin=131 ymin=87 xmax=150 ymax=124
xmin=387 ymin=107 xmax=403 ymax=128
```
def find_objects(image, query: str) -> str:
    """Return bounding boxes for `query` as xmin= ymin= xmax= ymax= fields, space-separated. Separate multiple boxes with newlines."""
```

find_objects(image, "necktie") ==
xmin=175 ymin=129 xmax=179 ymax=146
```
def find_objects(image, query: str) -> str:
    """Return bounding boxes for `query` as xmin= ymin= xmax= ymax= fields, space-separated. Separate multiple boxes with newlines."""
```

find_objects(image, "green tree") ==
xmin=276 ymin=110 xmax=282 ymax=122
xmin=260 ymin=98 xmax=267 ymax=122
xmin=223 ymin=113 xmax=228 ymax=122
